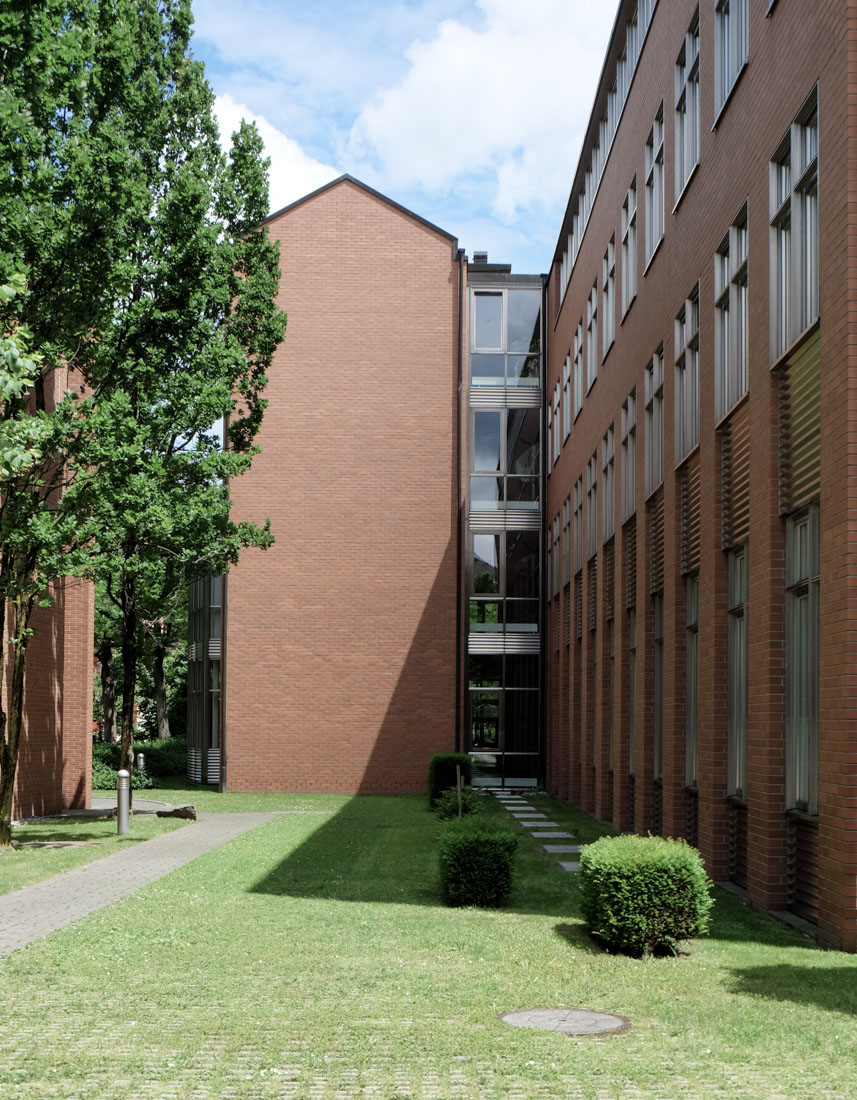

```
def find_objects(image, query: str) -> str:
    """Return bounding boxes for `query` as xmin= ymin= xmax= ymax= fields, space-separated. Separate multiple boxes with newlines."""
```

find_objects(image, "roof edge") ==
xmin=261 ymin=174 xmax=458 ymax=245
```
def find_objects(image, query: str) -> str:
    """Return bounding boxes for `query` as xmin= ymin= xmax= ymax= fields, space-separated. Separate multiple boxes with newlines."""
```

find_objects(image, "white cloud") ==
xmin=214 ymin=94 xmax=340 ymax=215
xmin=345 ymin=0 xmax=613 ymax=225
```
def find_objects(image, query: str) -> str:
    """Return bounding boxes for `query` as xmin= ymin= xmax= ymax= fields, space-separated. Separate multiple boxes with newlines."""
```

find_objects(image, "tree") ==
xmin=0 ymin=1 xmax=286 ymax=819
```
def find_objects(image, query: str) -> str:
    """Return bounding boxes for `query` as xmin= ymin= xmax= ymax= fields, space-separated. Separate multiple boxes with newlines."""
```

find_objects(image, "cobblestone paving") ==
xmin=0 ymin=813 xmax=275 ymax=957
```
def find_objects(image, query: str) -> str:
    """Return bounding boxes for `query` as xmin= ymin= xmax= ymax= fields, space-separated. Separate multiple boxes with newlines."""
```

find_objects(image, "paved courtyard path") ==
xmin=0 ymin=811 xmax=276 ymax=957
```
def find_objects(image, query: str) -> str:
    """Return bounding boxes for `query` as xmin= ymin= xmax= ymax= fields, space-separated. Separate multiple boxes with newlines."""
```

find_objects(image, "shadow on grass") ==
xmin=727 ymin=964 xmax=857 ymax=1015
xmin=248 ymin=794 xmax=581 ymax=918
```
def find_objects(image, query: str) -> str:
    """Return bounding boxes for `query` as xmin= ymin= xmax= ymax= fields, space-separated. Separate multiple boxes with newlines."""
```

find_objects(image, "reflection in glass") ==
xmin=470 ymin=476 xmax=503 ymax=510
xmin=472 ymin=535 xmax=499 ymax=593
xmin=506 ymin=655 xmax=539 ymax=689
xmin=471 ymin=693 xmax=499 ymax=748
xmin=504 ymin=691 xmax=539 ymax=752
xmin=502 ymin=754 xmax=540 ymax=781
xmin=474 ymin=411 xmax=501 ymax=471
xmin=474 ymin=292 xmax=503 ymax=349
xmin=506 ymin=289 xmax=541 ymax=352
xmin=469 ymin=655 xmax=502 ymax=688
xmin=470 ymin=599 xmax=501 ymax=630
xmin=505 ymin=600 xmax=539 ymax=630
xmin=471 ymin=353 xmax=505 ymax=385
xmin=470 ymin=752 xmax=502 ymax=782
xmin=507 ymin=354 xmax=541 ymax=386
xmin=507 ymin=407 xmax=540 ymax=475
xmin=506 ymin=476 xmax=539 ymax=507
xmin=506 ymin=531 xmax=540 ymax=599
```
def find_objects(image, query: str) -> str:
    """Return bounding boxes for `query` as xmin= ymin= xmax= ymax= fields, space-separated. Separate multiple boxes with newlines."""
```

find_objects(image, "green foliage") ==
xmin=92 ymin=736 xmax=186 ymax=790
xmin=580 ymin=834 xmax=714 ymax=956
xmin=427 ymin=753 xmax=472 ymax=807
xmin=433 ymin=785 xmax=485 ymax=821
xmin=438 ymin=816 xmax=518 ymax=908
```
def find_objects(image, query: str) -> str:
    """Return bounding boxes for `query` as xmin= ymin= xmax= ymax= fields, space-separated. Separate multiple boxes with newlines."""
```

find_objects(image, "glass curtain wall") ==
xmin=466 ymin=275 xmax=543 ymax=785
xmin=187 ymin=575 xmax=223 ymax=785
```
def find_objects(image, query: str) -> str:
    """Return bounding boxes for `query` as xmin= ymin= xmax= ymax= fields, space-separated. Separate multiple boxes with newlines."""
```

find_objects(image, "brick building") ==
xmin=191 ymin=0 xmax=857 ymax=949
xmin=543 ymin=0 xmax=856 ymax=950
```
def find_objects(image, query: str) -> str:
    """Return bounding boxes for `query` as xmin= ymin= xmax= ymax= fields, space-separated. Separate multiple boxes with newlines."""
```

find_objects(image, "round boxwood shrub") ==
xmin=580 ymin=834 xmax=714 ymax=956
xmin=438 ymin=816 xmax=519 ymax=908
xmin=428 ymin=752 xmax=472 ymax=808
xmin=433 ymin=785 xmax=485 ymax=820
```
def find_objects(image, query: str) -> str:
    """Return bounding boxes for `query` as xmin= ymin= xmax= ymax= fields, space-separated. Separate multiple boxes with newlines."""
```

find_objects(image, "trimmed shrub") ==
xmin=439 ymin=816 xmax=518 ymax=907
xmin=580 ymin=834 xmax=714 ymax=956
xmin=91 ymin=738 xmax=187 ymax=790
xmin=428 ymin=752 xmax=472 ymax=807
xmin=433 ymin=785 xmax=485 ymax=820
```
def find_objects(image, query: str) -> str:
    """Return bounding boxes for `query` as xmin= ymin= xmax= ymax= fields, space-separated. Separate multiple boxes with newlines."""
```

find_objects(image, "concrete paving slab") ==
xmin=540 ymin=845 xmax=580 ymax=854
xmin=529 ymin=831 xmax=573 ymax=839
xmin=556 ymin=861 xmax=581 ymax=872
xmin=519 ymin=820 xmax=559 ymax=828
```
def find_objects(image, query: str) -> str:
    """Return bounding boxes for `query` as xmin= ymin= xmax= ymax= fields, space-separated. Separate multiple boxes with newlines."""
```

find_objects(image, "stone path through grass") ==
xmin=488 ymin=790 xmax=581 ymax=872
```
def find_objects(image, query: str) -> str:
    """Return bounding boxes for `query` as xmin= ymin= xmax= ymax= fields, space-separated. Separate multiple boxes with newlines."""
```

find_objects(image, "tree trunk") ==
xmin=0 ymin=590 xmax=10 ymax=847
xmin=98 ymin=639 xmax=117 ymax=743
xmin=153 ymin=643 xmax=170 ymax=740
xmin=0 ymin=594 xmax=34 ymax=848
xmin=119 ymin=576 xmax=137 ymax=790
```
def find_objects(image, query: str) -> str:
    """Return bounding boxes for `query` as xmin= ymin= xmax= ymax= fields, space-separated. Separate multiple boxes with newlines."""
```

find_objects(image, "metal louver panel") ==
xmin=187 ymin=747 xmax=202 ymax=783
xmin=624 ymin=520 xmax=637 ymax=609
xmin=470 ymin=387 xmax=542 ymax=409
xmin=469 ymin=509 xmax=541 ymax=531
xmin=779 ymin=329 xmax=821 ymax=513
xmin=648 ymin=492 xmax=664 ymax=594
xmin=563 ymin=583 xmax=571 ymax=646
xmin=468 ymin=633 xmax=540 ymax=654
xmin=588 ymin=558 xmax=598 ymax=632
xmin=187 ymin=642 xmax=198 ymax=661
xmin=604 ymin=540 xmax=615 ymax=621
xmin=207 ymin=749 xmax=221 ymax=785
xmin=788 ymin=815 xmax=819 ymax=923
xmin=721 ymin=401 xmax=751 ymax=549
xmin=575 ymin=576 xmax=583 ymax=640
xmin=208 ymin=638 xmax=222 ymax=660
xmin=681 ymin=455 xmax=701 ymax=574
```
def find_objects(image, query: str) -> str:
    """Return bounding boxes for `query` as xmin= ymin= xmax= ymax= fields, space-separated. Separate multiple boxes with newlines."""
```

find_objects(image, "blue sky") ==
xmin=190 ymin=0 xmax=619 ymax=273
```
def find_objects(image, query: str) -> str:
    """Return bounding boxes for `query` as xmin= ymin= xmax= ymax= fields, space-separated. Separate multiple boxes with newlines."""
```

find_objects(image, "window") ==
xmin=573 ymin=477 xmax=583 ymax=573
xmin=715 ymin=0 xmax=748 ymax=115
xmin=685 ymin=574 xmax=699 ymax=786
xmin=770 ymin=87 xmax=818 ymax=358
xmin=785 ymin=507 xmax=818 ymax=813
xmin=675 ymin=285 xmax=700 ymax=460
xmin=621 ymin=390 xmax=636 ymax=521
xmin=603 ymin=236 xmax=616 ymax=355
xmin=473 ymin=291 xmax=503 ymax=350
xmin=628 ymin=607 xmax=637 ymax=776
xmin=557 ymin=358 xmax=568 ymax=443
xmin=470 ymin=287 xmax=541 ymax=387
xmin=470 ymin=408 xmax=540 ymax=509
xmin=573 ymin=322 xmax=584 ymax=418
xmin=586 ymin=453 xmax=598 ymax=560
xmin=653 ymin=593 xmax=664 ymax=781
xmin=552 ymin=384 xmax=561 ymax=464
xmin=715 ymin=203 xmax=749 ymax=418
xmin=586 ymin=282 xmax=598 ymax=390
xmin=645 ymin=348 xmax=664 ymax=494
xmin=675 ymin=10 xmax=700 ymax=197
xmin=562 ymin=497 xmax=571 ymax=587
xmin=645 ymin=105 xmax=665 ymax=261
xmin=621 ymin=178 xmax=637 ymax=314
xmin=552 ymin=517 xmax=561 ymax=598
xmin=727 ymin=546 xmax=748 ymax=798
xmin=602 ymin=425 xmax=615 ymax=542
xmin=546 ymin=405 xmax=553 ymax=475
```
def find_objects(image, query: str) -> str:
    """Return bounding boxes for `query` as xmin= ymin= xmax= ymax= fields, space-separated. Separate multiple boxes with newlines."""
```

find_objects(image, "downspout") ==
xmin=455 ymin=248 xmax=466 ymax=752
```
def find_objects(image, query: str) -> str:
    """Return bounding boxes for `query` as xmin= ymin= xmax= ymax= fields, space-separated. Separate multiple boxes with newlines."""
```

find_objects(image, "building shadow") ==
xmin=726 ymin=964 xmax=857 ymax=1015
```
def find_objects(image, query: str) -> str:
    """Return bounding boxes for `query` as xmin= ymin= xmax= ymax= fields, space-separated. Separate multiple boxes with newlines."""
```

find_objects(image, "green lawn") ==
xmin=2 ymin=791 xmax=856 ymax=1099
xmin=0 ymin=816 xmax=188 ymax=896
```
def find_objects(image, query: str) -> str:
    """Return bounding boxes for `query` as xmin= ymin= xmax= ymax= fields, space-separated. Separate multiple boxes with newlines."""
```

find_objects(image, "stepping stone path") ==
xmin=486 ymin=789 xmax=582 ymax=876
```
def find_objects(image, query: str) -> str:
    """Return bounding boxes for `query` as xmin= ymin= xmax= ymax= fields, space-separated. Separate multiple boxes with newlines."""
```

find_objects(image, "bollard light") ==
xmin=136 ymin=752 xmax=145 ymax=771
xmin=117 ymin=769 xmax=130 ymax=835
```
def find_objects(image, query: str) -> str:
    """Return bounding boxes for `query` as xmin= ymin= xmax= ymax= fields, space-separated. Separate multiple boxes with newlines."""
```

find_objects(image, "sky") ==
xmin=189 ymin=0 xmax=619 ymax=274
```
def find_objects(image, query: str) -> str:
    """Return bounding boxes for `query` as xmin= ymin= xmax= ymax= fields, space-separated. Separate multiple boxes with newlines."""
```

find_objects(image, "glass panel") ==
xmin=505 ymin=600 xmax=539 ymax=630
xmin=474 ymin=292 xmax=503 ymax=349
xmin=470 ymin=476 xmax=503 ymax=510
xmin=507 ymin=407 xmax=540 ymax=475
xmin=472 ymin=535 xmax=500 ymax=593
xmin=471 ymin=353 xmax=505 ymax=386
xmin=506 ymin=531 xmax=540 ymax=599
xmin=502 ymin=754 xmax=540 ymax=780
xmin=506 ymin=289 xmax=541 ymax=352
xmin=504 ymin=692 xmax=539 ymax=752
xmin=505 ymin=476 xmax=539 ymax=506
xmin=506 ymin=655 xmax=539 ymax=689
xmin=507 ymin=354 xmax=540 ymax=386
xmin=474 ymin=411 xmax=501 ymax=472
xmin=470 ymin=752 xmax=502 ymax=783
xmin=468 ymin=655 xmax=501 ymax=688
xmin=470 ymin=599 xmax=502 ymax=630
xmin=470 ymin=693 xmax=499 ymax=749
xmin=210 ymin=575 xmax=223 ymax=606
xmin=209 ymin=607 xmax=222 ymax=641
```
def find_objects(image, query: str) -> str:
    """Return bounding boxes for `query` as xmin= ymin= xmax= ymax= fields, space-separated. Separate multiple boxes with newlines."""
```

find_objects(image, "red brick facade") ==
xmin=544 ymin=0 xmax=857 ymax=949
xmin=223 ymin=177 xmax=462 ymax=793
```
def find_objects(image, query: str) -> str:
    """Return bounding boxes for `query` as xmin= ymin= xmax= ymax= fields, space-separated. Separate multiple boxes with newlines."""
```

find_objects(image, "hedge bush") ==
xmin=438 ymin=816 xmax=518 ymax=907
xmin=580 ymin=834 xmax=714 ymax=956
xmin=91 ymin=736 xmax=186 ymax=790
xmin=428 ymin=752 xmax=472 ymax=807
xmin=433 ymin=785 xmax=485 ymax=820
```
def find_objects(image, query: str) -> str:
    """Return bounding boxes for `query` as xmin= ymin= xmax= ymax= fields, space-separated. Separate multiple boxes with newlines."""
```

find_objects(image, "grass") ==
xmin=2 ymin=790 xmax=856 ymax=1099
xmin=94 ymin=775 xmax=353 ymax=814
xmin=0 ymin=816 xmax=188 ymax=896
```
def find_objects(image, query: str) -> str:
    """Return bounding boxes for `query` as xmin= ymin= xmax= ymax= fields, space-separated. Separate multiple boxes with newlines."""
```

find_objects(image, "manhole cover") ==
xmin=499 ymin=1008 xmax=630 ymax=1036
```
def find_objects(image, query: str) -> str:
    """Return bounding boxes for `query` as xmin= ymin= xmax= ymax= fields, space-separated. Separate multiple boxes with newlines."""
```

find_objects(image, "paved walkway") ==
xmin=0 ymin=812 xmax=275 ymax=958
